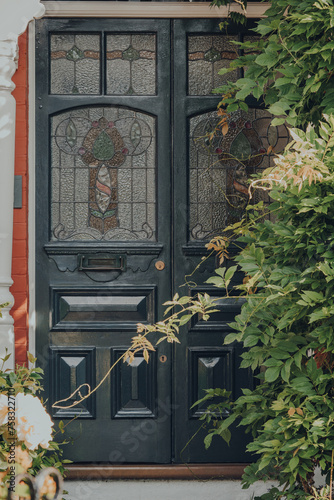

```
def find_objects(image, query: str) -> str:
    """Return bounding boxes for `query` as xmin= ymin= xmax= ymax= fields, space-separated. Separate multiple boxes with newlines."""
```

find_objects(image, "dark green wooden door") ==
xmin=36 ymin=18 xmax=172 ymax=463
xmin=35 ymin=18 xmax=287 ymax=463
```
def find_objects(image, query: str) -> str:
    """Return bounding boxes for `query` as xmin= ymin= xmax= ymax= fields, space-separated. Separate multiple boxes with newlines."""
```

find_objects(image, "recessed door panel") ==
xmin=52 ymin=286 xmax=155 ymax=330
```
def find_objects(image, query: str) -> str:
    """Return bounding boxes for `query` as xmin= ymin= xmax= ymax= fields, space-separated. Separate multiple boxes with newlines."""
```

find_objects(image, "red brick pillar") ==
xmin=11 ymin=32 xmax=29 ymax=366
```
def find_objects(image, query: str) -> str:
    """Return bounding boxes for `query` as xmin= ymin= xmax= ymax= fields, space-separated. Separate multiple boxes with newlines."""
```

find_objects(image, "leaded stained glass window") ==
xmin=188 ymin=35 xmax=239 ymax=96
xmin=106 ymin=34 xmax=156 ymax=95
xmin=51 ymin=107 xmax=156 ymax=241
xmin=51 ymin=34 xmax=101 ymax=95
xmin=189 ymin=109 xmax=289 ymax=241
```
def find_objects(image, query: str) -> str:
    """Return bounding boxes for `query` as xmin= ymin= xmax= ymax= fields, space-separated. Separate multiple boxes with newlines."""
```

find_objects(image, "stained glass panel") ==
xmin=51 ymin=107 xmax=156 ymax=241
xmin=106 ymin=34 xmax=156 ymax=95
xmin=50 ymin=34 xmax=101 ymax=95
xmin=188 ymin=35 xmax=239 ymax=96
xmin=189 ymin=109 xmax=289 ymax=241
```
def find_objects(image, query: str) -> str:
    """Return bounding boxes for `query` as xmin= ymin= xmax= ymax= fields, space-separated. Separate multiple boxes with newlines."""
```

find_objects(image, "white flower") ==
xmin=15 ymin=393 xmax=53 ymax=450
xmin=0 ymin=394 xmax=8 ymax=425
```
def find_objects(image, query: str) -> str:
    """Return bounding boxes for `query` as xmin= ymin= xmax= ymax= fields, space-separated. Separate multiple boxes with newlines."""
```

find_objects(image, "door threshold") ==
xmin=65 ymin=463 xmax=248 ymax=480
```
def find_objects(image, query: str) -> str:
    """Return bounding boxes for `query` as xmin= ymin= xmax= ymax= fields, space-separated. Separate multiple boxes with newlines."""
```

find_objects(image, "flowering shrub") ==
xmin=0 ymin=350 xmax=70 ymax=499
xmin=15 ymin=393 xmax=54 ymax=450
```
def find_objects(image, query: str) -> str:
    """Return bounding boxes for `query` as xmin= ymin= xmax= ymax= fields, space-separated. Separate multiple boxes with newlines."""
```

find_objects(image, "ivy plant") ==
xmin=196 ymin=119 xmax=334 ymax=498
xmin=134 ymin=118 xmax=334 ymax=498
xmin=212 ymin=0 xmax=334 ymax=129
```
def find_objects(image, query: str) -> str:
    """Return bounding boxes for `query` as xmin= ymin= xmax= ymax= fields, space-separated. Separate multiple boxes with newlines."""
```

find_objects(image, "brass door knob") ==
xmin=155 ymin=260 xmax=165 ymax=271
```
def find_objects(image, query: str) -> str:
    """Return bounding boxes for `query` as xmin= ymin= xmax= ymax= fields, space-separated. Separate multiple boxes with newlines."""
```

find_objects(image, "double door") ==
xmin=34 ymin=17 xmax=272 ymax=463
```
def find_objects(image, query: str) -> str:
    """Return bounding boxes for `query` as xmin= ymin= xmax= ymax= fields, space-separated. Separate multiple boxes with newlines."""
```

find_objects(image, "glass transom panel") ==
xmin=106 ymin=34 xmax=156 ymax=95
xmin=51 ymin=107 xmax=156 ymax=241
xmin=188 ymin=35 xmax=239 ymax=96
xmin=189 ymin=109 xmax=289 ymax=241
xmin=50 ymin=34 xmax=101 ymax=95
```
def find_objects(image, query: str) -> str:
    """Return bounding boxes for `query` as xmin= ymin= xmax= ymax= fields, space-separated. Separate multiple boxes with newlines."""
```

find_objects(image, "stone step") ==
xmin=64 ymin=479 xmax=275 ymax=500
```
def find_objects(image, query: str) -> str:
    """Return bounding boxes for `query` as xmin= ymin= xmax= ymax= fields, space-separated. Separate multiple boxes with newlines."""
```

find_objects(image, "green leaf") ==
xmin=244 ymin=335 xmax=259 ymax=347
xmin=204 ymin=433 xmax=214 ymax=449
xmin=268 ymin=102 xmax=290 ymax=115
xmin=265 ymin=365 xmax=281 ymax=382
xmin=289 ymin=456 xmax=299 ymax=471
xmin=205 ymin=276 xmax=225 ymax=287
xmin=255 ymin=52 xmax=277 ymax=68
xmin=225 ymin=265 xmax=238 ymax=282
xmin=178 ymin=314 xmax=193 ymax=326
xmin=27 ymin=352 xmax=36 ymax=364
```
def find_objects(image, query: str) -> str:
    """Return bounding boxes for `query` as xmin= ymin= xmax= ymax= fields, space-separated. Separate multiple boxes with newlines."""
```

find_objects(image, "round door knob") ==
xmin=155 ymin=260 xmax=165 ymax=271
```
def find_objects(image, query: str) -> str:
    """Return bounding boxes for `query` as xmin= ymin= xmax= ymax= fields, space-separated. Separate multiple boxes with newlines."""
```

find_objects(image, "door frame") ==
xmin=28 ymin=1 xmax=269 ymax=475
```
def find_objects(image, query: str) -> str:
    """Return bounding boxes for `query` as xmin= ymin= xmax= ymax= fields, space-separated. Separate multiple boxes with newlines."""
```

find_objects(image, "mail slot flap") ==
xmin=78 ymin=254 xmax=126 ymax=271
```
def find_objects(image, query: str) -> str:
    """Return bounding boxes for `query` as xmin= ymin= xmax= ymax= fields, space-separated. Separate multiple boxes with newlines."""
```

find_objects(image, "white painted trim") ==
xmin=42 ymin=1 xmax=269 ymax=18
xmin=28 ymin=21 xmax=36 ymax=359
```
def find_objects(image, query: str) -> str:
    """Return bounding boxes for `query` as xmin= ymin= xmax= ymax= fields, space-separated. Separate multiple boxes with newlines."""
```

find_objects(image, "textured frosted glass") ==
xmin=51 ymin=107 xmax=156 ymax=241
xmin=50 ymin=34 xmax=100 ymax=95
xmin=107 ymin=60 xmax=131 ymax=95
xmin=189 ymin=109 xmax=289 ymax=241
xmin=188 ymin=35 xmax=239 ymax=96
xmin=106 ymin=34 xmax=156 ymax=95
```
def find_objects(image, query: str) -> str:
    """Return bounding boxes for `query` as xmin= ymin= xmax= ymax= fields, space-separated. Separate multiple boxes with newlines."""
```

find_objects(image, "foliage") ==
xmin=129 ymin=119 xmax=334 ymax=498
xmin=212 ymin=0 xmax=334 ymax=129
xmin=307 ymin=484 xmax=333 ymax=500
xmin=0 ymin=349 xmax=70 ymax=499
xmin=306 ymin=485 xmax=332 ymax=500
xmin=209 ymin=0 xmax=248 ymax=27
xmin=195 ymin=119 xmax=334 ymax=498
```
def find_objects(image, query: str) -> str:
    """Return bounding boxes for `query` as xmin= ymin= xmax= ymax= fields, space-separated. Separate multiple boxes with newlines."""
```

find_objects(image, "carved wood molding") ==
xmin=42 ymin=1 xmax=269 ymax=18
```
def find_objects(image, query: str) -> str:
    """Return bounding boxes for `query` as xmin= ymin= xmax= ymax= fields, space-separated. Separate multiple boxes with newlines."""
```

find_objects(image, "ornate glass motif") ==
xmin=106 ymin=34 xmax=156 ymax=95
xmin=188 ymin=35 xmax=239 ymax=96
xmin=50 ymin=34 xmax=101 ymax=94
xmin=51 ymin=107 xmax=156 ymax=241
xmin=189 ymin=109 xmax=289 ymax=241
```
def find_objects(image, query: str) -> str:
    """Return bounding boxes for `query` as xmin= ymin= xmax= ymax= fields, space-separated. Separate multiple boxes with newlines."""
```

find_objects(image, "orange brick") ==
xmin=12 ymin=224 xmax=27 ymax=240
xmin=12 ymin=303 xmax=28 ymax=316
xmin=11 ymin=293 xmax=27 ymax=307
xmin=14 ymin=167 xmax=28 ymax=179
xmin=12 ymin=240 xmax=27 ymax=257
xmin=11 ymin=313 xmax=28 ymax=329
xmin=13 ymin=226 xmax=27 ymax=238
xmin=15 ymin=328 xmax=28 ymax=342
xmin=15 ymin=137 xmax=27 ymax=153
xmin=15 ymin=103 xmax=26 ymax=114
xmin=15 ymin=342 xmax=28 ymax=366
xmin=10 ymin=276 xmax=28 ymax=295
xmin=13 ymin=211 xmax=27 ymax=225
xmin=12 ymin=264 xmax=28 ymax=277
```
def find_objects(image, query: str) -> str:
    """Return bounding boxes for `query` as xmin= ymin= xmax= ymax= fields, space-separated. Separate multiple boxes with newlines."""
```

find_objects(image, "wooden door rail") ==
xmin=65 ymin=463 xmax=248 ymax=480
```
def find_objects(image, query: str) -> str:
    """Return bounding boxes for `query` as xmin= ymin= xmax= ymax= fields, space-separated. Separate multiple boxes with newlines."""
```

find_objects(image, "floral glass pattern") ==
xmin=188 ymin=35 xmax=239 ymax=96
xmin=51 ymin=107 xmax=156 ymax=241
xmin=189 ymin=109 xmax=289 ymax=241
xmin=106 ymin=34 xmax=156 ymax=95
xmin=50 ymin=34 xmax=101 ymax=95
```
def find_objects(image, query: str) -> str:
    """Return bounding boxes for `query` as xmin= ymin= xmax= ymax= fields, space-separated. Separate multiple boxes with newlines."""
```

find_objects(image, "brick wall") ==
xmin=11 ymin=32 xmax=29 ymax=366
